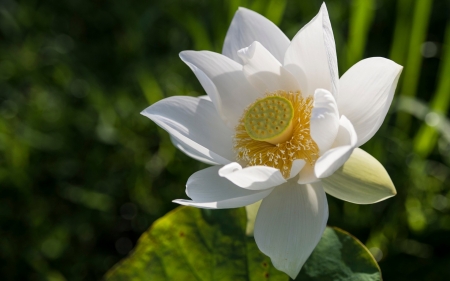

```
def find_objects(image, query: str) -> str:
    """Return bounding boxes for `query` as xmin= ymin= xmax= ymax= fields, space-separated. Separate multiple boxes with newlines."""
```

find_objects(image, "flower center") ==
xmin=244 ymin=96 xmax=294 ymax=145
xmin=234 ymin=90 xmax=319 ymax=178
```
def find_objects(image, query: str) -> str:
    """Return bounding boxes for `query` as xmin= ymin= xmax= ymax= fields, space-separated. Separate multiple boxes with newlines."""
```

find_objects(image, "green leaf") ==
xmin=105 ymin=206 xmax=381 ymax=281
xmin=295 ymin=228 xmax=381 ymax=281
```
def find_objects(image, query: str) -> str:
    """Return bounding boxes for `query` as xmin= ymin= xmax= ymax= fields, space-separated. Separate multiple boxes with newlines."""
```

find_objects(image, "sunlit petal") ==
xmin=219 ymin=162 xmax=286 ymax=190
xmin=284 ymin=3 xmax=338 ymax=97
xmin=338 ymin=57 xmax=403 ymax=146
xmin=180 ymin=51 xmax=261 ymax=127
xmin=254 ymin=181 xmax=328 ymax=279
xmin=310 ymin=89 xmax=339 ymax=153
xmin=315 ymin=115 xmax=358 ymax=178
xmin=223 ymin=7 xmax=290 ymax=64
xmin=174 ymin=166 xmax=274 ymax=209
xmin=238 ymin=41 xmax=301 ymax=93
xmin=142 ymin=96 xmax=234 ymax=164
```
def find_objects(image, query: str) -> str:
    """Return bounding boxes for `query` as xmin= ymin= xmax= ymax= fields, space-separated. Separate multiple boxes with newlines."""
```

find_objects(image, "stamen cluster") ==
xmin=234 ymin=91 xmax=319 ymax=178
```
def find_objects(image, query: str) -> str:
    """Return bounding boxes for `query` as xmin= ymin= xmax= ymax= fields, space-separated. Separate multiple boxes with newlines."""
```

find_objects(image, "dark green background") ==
xmin=1 ymin=0 xmax=450 ymax=280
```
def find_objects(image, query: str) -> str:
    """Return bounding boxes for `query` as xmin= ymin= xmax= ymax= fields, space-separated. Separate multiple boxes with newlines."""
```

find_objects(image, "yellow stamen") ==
xmin=234 ymin=90 xmax=319 ymax=178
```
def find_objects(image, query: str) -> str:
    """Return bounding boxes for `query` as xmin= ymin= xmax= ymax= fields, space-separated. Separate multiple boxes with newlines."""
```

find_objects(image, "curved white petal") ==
xmin=315 ymin=115 xmax=358 ymax=178
xmin=322 ymin=148 xmax=397 ymax=204
xmin=198 ymin=95 xmax=211 ymax=101
xmin=180 ymin=51 xmax=261 ymax=127
xmin=298 ymin=163 xmax=320 ymax=184
xmin=338 ymin=57 xmax=403 ymax=146
xmin=223 ymin=7 xmax=290 ymax=64
xmin=219 ymin=162 xmax=286 ymax=190
xmin=173 ymin=166 xmax=274 ymax=209
xmin=170 ymin=135 xmax=217 ymax=165
xmin=141 ymin=96 xmax=234 ymax=165
xmin=284 ymin=3 xmax=338 ymax=97
xmin=238 ymin=41 xmax=301 ymax=93
xmin=254 ymin=181 xmax=328 ymax=279
xmin=289 ymin=159 xmax=306 ymax=179
xmin=310 ymin=89 xmax=339 ymax=153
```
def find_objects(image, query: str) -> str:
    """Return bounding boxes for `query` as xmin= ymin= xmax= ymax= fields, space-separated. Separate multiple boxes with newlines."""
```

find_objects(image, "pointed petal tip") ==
xmin=178 ymin=50 xmax=188 ymax=59
xmin=321 ymin=148 xmax=397 ymax=204
xmin=254 ymin=182 xmax=327 ymax=280
xmin=237 ymin=6 xmax=249 ymax=12
xmin=269 ymin=260 xmax=302 ymax=279
xmin=271 ymin=262 xmax=301 ymax=280
xmin=172 ymin=199 xmax=182 ymax=205
xmin=178 ymin=50 xmax=195 ymax=62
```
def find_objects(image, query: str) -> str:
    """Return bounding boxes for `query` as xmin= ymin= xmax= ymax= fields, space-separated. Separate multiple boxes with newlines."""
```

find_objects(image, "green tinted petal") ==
xmin=322 ymin=148 xmax=396 ymax=204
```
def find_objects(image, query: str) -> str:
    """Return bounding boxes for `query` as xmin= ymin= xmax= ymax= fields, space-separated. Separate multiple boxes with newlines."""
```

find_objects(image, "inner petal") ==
xmin=234 ymin=91 xmax=319 ymax=178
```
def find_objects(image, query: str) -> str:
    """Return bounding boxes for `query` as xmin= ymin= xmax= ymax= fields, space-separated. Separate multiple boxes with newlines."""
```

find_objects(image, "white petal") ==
xmin=298 ymin=163 xmax=320 ymax=184
xmin=338 ymin=57 xmax=403 ymax=146
xmin=141 ymin=96 xmax=234 ymax=165
xmin=198 ymin=95 xmax=211 ymax=101
xmin=310 ymin=89 xmax=339 ymax=153
xmin=315 ymin=115 xmax=358 ymax=178
xmin=238 ymin=41 xmax=301 ymax=93
xmin=170 ymin=135 xmax=217 ymax=165
xmin=223 ymin=8 xmax=290 ymax=64
xmin=180 ymin=51 xmax=261 ymax=127
xmin=219 ymin=162 xmax=286 ymax=190
xmin=322 ymin=148 xmax=397 ymax=204
xmin=289 ymin=159 xmax=306 ymax=179
xmin=284 ymin=3 xmax=338 ymax=97
xmin=173 ymin=166 xmax=274 ymax=209
xmin=254 ymin=181 xmax=328 ymax=279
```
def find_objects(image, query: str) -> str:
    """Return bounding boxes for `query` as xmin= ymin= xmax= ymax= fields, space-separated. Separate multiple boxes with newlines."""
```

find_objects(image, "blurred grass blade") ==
xmin=397 ymin=96 xmax=450 ymax=145
xmin=137 ymin=70 xmax=164 ymax=105
xmin=414 ymin=22 xmax=450 ymax=157
xmin=345 ymin=0 xmax=375 ymax=71
xmin=264 ymin=0 xmax=287 ymax=26
xmin=165 ymin=8 xmax=213 ymax=51
xmin=396 ymin=0 xmax=433 ymax=128
xmin=389 ymin=0 xmax=413 ymax=65
xmin=228 ymin=0 xmax=243 ymax=23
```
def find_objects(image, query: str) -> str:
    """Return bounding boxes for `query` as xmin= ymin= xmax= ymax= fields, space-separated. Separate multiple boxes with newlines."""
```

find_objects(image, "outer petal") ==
xmin=218 ymin=162 xmax=286 ymax=190
xmin=254 ymin=181 xmax=328 ymax=279
xmin=180 ymin=51 xmax=261 ymax=127
xmin=173 ymin=166 xmax=274 ymax=209
xmin=322 ymin=148 xmax=397 ymax=204
xmin=223 ymin=7 xmax=290 ymax=65
xmin=315 ymin=115 xmax=358 ymax=178
xmin=310 ymin=89 xmax=339 ymax=153
xmin=338 ymin=57 xmax=402 ymax=146
xmin=238 ymin=41 xmax=301 ymax=93
xmin=170 ymin=135 xmax=217 ymax=165
xmin=141 ymin=96 xmax=234 ymax=165
xmin=284 ymin=3 xmax=338 ymax=97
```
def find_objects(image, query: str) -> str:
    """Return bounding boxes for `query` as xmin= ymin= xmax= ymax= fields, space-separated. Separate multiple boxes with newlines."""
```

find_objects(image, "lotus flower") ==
xmin=142 ymin=3 xmax=402 ymax=278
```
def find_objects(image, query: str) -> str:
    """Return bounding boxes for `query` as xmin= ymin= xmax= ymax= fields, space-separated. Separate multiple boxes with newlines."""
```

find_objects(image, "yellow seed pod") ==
xmin=244 ymin=96 xmax=294 ymax=145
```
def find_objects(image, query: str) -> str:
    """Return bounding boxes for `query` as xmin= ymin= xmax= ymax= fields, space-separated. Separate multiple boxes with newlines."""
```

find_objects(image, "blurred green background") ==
xmin=1 ymin=0 xmax=450 ymax=280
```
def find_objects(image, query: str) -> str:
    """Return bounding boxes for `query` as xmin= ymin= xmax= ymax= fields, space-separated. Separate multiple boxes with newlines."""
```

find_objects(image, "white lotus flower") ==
xmin=142 ymin=3 xmax=402 ymax=279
